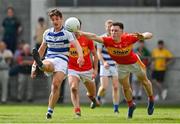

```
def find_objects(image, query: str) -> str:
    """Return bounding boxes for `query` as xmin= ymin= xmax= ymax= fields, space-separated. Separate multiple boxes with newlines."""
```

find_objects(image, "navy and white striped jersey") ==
xmin=43 ymin=27 xmax=76 ymax=62
xmin=96 ymin=33 xmax=116 ymax=66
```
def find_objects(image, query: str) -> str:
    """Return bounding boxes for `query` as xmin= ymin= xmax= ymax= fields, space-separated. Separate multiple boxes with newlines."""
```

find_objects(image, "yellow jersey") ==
xmin=152 ymin=48 xmax=173 ymax=71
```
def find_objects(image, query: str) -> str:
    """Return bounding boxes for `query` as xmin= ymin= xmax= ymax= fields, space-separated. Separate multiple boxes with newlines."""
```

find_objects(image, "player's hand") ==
xmin=92 ymin=69 xmax=98 ymax=79
xmin=76 ymin=30 xmax=81 ymax=35
xmin=143 ymin=32 xmax=153 ymax=39
xmin=77 ymin=56 xmax=85 ymax=67
xmin=31 ymin=65 xmax=37 ymax=78
xmin=103 ymin=61 xmax=110 ymax=69
xmin=132 ymin=32 xmax=145 ymax=41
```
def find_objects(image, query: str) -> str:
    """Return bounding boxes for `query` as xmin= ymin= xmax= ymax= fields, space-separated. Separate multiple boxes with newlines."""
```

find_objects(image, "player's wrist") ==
xmin=78 ymin=55 xmax=84 ymax=59
xmin=93 ymin=68 xmax=98 ymax=73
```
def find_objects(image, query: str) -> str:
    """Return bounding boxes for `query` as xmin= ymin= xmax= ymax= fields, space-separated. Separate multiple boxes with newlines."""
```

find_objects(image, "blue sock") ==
xmin=114 ymin=104 xmax=119 ymax=112
xmin=47 ymin=107 xmax=53 ymax=115
xmin=97 ymin=96 xmax=101 ymax=101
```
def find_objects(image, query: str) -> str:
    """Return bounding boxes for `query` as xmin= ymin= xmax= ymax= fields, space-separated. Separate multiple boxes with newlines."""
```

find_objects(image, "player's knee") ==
xmin=144 ymin=79 xmax=151 ymax=86
xmin=43 ymin=61 xmax=54 ymax=72
xmin=101 ymin=87 xmax=106 ymax=92
xmin=51 ymin=83 xmax=60 ymax=93
xmin=113 ymin=86 xmax=119 ymax=92
xmin=52 ymin=80 xmax=61 ymax=91
xmin=119 ymin=78 xmax=124 ymax=84
xmin=122 ymin=86 xmax=130 ymax=92
xmin=139 ymin=76 xmax=149 ymax=85
xmin=71 ymin=86 xmax=78 ymax=93
xmin=123 ymin=88 xmax=128 ymax=92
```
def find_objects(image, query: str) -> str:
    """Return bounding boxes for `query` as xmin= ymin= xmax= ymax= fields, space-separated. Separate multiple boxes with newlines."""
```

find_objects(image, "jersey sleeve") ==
xmin=166 ymin=50 xmax=173 ymax=58
xmin=102 ymin=37 xmax=112 ymax=47
xmin=123 ymin=33 xmax=139 ymax=45
xmin=96 ymin=42 xmax=103 ymax=49
xmin=42 ymin=29 xmax=49 ymax=44
xmin=151 ymin=49 xmax=156 ymax=58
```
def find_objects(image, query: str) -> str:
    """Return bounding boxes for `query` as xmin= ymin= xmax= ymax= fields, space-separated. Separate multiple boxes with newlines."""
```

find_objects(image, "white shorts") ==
xmin=118 ymin=59 xmax=146 ymax=79
xmin=100 ymin=65 xmax=118 ymax=77
xmin=68 ymin=69 xmax=93 ymax=83
xmin=44 ymin=58 xmax=68 ymax=75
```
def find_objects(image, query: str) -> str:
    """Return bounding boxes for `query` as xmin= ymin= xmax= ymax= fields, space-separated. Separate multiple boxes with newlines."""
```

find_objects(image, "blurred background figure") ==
xmin=14 ymin=40 xmax=25 ymax=61
xmin=16 ymin=43 xmax=34 ymax=102
xmin=132 ymin=40 xmax=151 ymax=100
xmin=151 ymin=40 xmax=173 ymax=101
xmin=1 ymin=6 xmax=22 ymax=53
xmin=96 ymin=20 xmax=120 ymax=113
xmin=0 ymin=41 xmax=13 ymax=103
xmin=34 ymin=17 xmax=47 ymax=50
xmin=9 ymin=40 xmax=25 ymax=77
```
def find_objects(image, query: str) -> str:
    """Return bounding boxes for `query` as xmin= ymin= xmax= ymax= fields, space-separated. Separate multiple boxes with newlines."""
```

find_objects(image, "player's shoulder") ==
xmin=163 ymin=48 xmax=170 ymax=52
xmin=121 ymin=32 xmax=131 ymax=38
xmin=163 ymin=48 xmax=172 ymax=55
xmin=152 ymin=48 xmax=159 ymax=52
xmin=82 ymin=35 xmax=93 ymax=42
xmin=79 ymin=35 xmax=87 ymax=40
xmin=62 ymin=27 xmax=73 ymax=35
xmin=79 ymin=35 xmax=94 ymax=45
xmin=43 ymin=28 xmax=51 ymax=35
xmin=122 ymin=33 xmax=139 ymax=43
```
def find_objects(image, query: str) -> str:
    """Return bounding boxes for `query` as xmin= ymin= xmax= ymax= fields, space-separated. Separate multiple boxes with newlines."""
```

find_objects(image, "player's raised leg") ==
xmin=32 ymin=48 xmax=54 ymax=73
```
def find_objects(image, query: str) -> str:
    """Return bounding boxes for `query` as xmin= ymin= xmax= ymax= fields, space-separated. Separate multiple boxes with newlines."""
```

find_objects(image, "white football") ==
xmin=64 ymin=17 xmax=80 ymax=32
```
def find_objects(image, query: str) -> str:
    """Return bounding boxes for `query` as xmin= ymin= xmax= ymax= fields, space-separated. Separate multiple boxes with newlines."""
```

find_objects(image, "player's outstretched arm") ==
xmin=77 ymin=30 xmax=104 ymax=43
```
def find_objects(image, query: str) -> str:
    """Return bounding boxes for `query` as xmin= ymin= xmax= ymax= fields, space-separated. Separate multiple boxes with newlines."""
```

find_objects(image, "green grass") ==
xmin=0 ymin=104 xmax=180 ymax=123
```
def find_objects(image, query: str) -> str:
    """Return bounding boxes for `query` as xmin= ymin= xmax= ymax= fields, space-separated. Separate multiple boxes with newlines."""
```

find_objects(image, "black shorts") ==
xmin=152 ymin=71 xmax=166 ymax=82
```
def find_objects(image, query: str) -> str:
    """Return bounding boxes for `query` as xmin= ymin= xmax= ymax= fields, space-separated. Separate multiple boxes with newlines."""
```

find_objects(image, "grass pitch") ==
xmin=0 ymin=104 xmax=180 ymax=123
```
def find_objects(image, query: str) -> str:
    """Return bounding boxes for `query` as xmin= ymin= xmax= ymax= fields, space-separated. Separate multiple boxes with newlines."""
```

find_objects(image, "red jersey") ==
xmin=68 ymin=35 xmax=95 ymax=71
xmin=103 ymin=33 xmax=139 ymax=64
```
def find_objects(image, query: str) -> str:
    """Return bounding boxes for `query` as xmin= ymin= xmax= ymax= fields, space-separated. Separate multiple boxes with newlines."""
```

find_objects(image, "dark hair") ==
xmin=158 ymin=40 xmax=164 ymax=45
xmin=48 ymin=9 xmax=62 ymax=18
xmin=7 ymin=6 xmax=14 ymax=12
xmin=38 ymin=17 xmax=44 ymax=22
xmin=112 ymin=22 xmax=124 ymax=30
xmin=78 ymin=18 xmax=82 ymax=26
